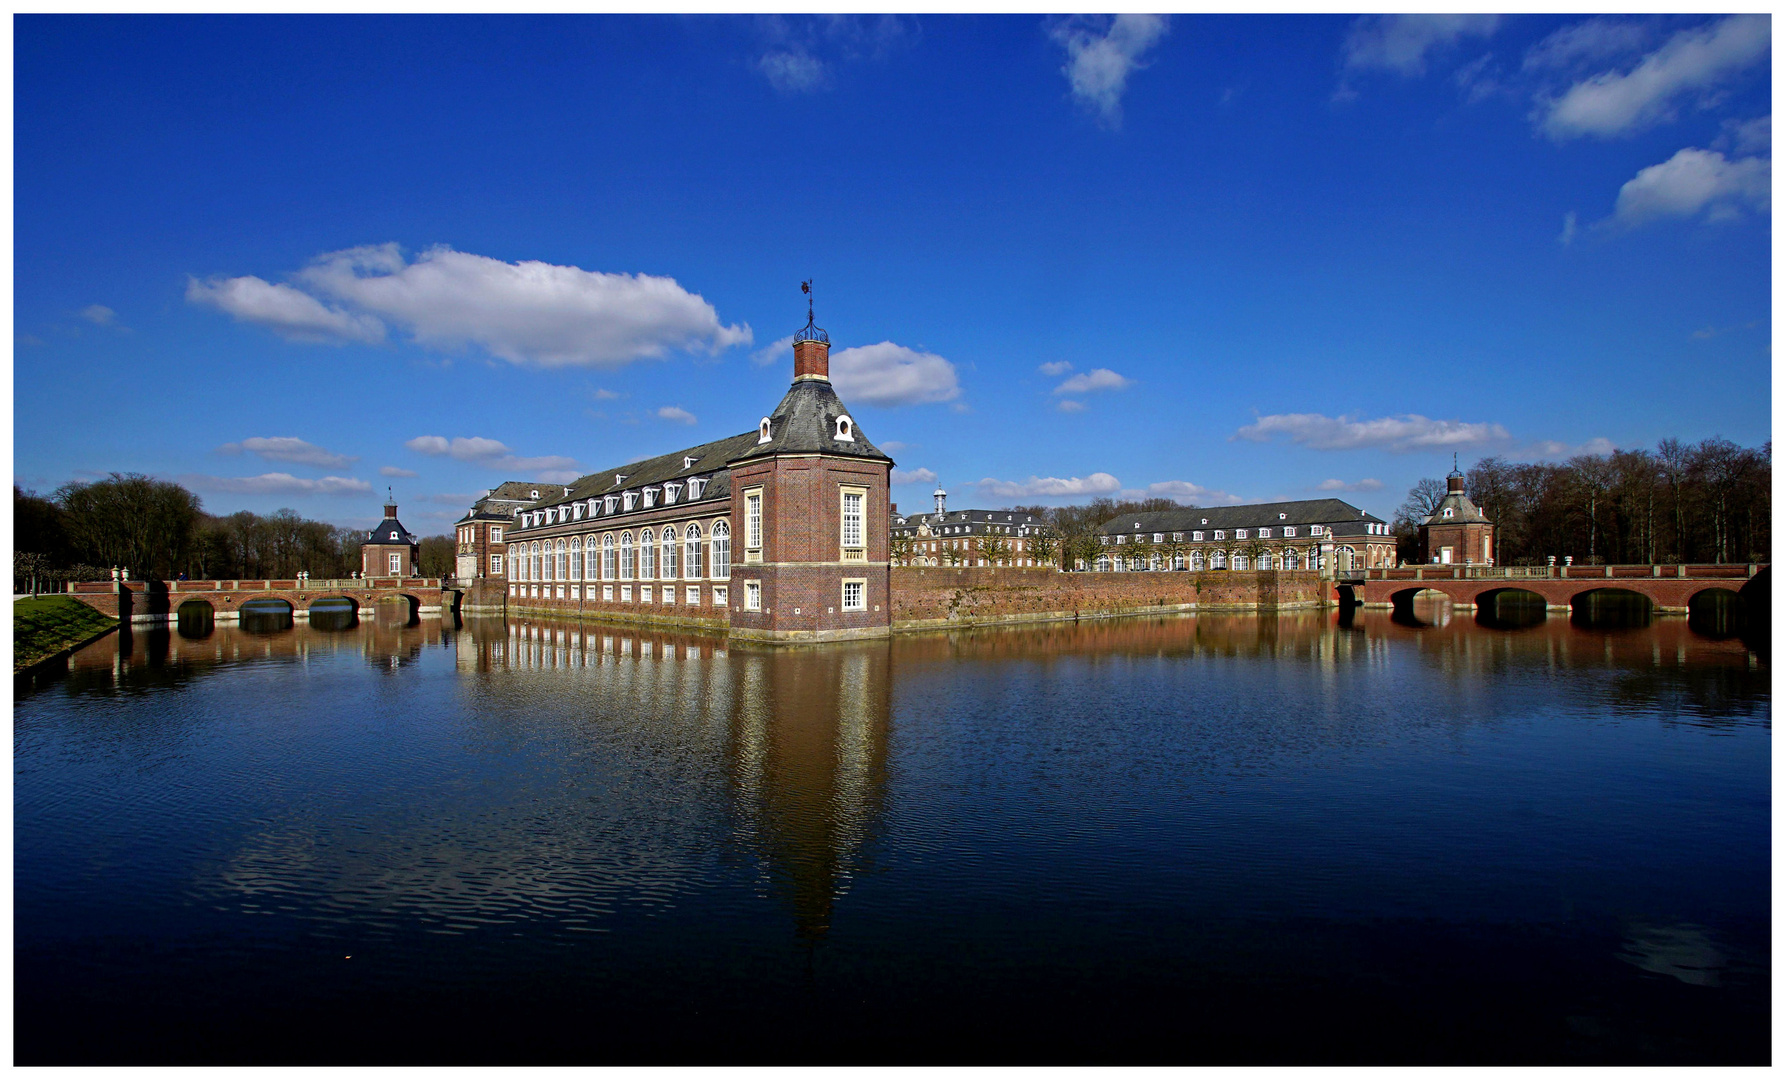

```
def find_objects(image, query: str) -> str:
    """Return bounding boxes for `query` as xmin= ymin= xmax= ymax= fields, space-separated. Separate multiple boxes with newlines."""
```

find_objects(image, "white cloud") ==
xmin=1613 ymin=147 xmax=1771 ymax=224
xmin=79 ymin=304 xmax=116 ymax=326
xmin=759 ymin=50 xmax=827 ymax=92
xmin=216 ymin=436 xmax=357 ymax=470
xmin=1143 ymin=480 xmax=1243 ymax=505
xmin=657 ymin=406 xmax=697 ymax=425
xmin=1523 ymin=17 xmax=1654 ymax=74
xmin=1342 ymin=15 xmax=1501 ymax=77
xmin=1233 ymin=412 xmax=1511 ymax=452
xmin=1053 ymin=367 xmax=1133 ymax=395
xmin=1316 ymin=478 xmax=1385 ymax=493
xmin=1038 ymin=360 xmax=1074 ymax=376
xmin=380 ymin=466 xmax=418 ymax=478
xmin=404 ymin=434 xmax=580 ymax=479
xmin=186 ymin=274 xmax=385 ymax=344
xmin=879 ymin=440 xmax=910 ymax=453
xmin=179 ymin=472 xmax=372 ymax=497
xmin=1720 ymin=114 xmax=1771 ymax=155
xmin=891 ymin=467 xmax=938 ymax=486
xmin=830 ymin=341 xmax=961 ymax=407
xmin=753 ymin=15 xmax=914 ymax=94
xmin=1056 ymin=400 xmax=1087 ymax=413
xmin=1536 ymin=15 xmax=1771 ymax=140
xmin=590 ymin=387 xmax=623 ymax=401
xmin=752 ymin=334 xmax=795 ymax=367
xmin=1510 ymin=436 xmax=1617 ymax=461
xmin=294 ymin=244 xmax=750 ymax=367
xmin=1559 ymin=211 xmax=1579 ymax=245
xmin=971 ymin=472 xmax=1122 ymax=498
xmin=1049 ymin=14 xmax=1169 ymax=128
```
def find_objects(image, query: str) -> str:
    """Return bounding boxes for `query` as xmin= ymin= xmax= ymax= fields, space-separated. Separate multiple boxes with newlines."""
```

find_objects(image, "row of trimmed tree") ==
xmin=14 ymin=474 xmax=456 ymax=592
xmin=1391 ymin=438 xmax=1770 ymax=566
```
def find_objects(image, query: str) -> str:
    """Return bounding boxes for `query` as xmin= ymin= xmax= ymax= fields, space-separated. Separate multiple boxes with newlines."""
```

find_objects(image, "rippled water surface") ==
xmin=15 ymin=605 xmax=1769 ymax=1064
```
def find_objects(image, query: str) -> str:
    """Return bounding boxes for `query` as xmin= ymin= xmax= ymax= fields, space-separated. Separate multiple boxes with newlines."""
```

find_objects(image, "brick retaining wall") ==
xmin=889 ymin=567 xmax=1327 ymax=630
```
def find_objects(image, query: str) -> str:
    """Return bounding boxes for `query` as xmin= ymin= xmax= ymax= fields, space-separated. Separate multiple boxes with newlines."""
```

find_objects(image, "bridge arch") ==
xmin=1687 ymin=587 xmax=1746 ymax=639
xmin=238 ymin=596 xmax=295 ymax=633
xmin=1474 ymin=587 xmax=1548 ymax=630
xmin=176 ymin=598 xmax=215 ymax=638
xmin=1389 ymin=586 xmax=1453 ymax=627
xmin=1568 ymin=587 xmax=1652 ymax=630
xmin=307 ymin=595 xmax=360 ymax=632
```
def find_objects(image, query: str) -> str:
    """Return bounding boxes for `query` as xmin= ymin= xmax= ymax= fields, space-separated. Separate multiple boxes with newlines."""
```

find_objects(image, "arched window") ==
xmin=620 ymin=532 xmax=634 ymax=580
xmin=639 ymin=529 xmax=655 ymax=579
xmin=1233 ymin=554 xmax=1248 ymax=572
xmin=684 ymin=523 xmax=703 ymax=579
xmin=710 ymin=520 xmax=730 ymax=580
xmin=1190 ymin=550 xmax=1204 ymax=571
xmin=758 ymin=417 xmax=772 ymax=444
xmin=602 ymin=534 xmax=615 ymax=580
xmin=555 ymin=538 xmax=567 ymax=581
xmin=1283 ymin=549 xmax=1298 ymax=571
xmin=834 ymin=415 xmax=854 ymax=441
xmin=1212 ymin=550 xmax=1227 ymax=570
xmin=569 ymin=537 xmax=582 ymax=581
xmin=661 ymin=526 xmax=678 ymax=580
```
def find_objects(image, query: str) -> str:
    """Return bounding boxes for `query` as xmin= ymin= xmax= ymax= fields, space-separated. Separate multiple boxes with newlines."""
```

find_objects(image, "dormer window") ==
xmin=1443 ymin=508 xmax=1454 ymax=518
xmin=1279 ymin=513 xmax=1287 ymax=520
xmin=664 ymin=482 xmax=682 ymax=503
xmin=684 ymin=456 xmax=697 ymax=469
xmin=614 ymin=475 xmax=626 ymax=487
xmin=573 ymin=503 xmax=584 ymax=520
xmin=622 ymin=492 xmax=637 ymax=512
xmin=1201 ymin=518 xmax=1209 ymax=525
xmin=530 ymin=489 xmax=539 ymax=499
xmin=643 ymin=487 xmax=658 ymax=508
xmin=688 ymin=477 xmax=707 ymax=499
xmin=603 ymin=495 xmax=618 ymax=514
xmin=834 ymin=415 xmax=855 ymax=442
xmin=1236 ymin=529 xmax=1247 ymax=540
xmin=758 ymin=417 xmax=773 ymax=444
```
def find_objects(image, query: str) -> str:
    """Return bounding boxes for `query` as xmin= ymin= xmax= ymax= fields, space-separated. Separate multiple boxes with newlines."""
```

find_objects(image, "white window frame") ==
xmin=840 ymin=486 xmax=867 ymax=560
xmin=388 ymin=552 xmax=402 ymax=574
xmin=841 ymin=579 xmax=866 ymax=612
xmin=743 ymin=580 xmax=761 ymax=611
xmin=712 ymin=585 xmax=728 ymax=607
xmin=490 ymin=553 xmax=503 ymax=575
xmin=744 ymin=488 xmax=764 ymax=559
xmin=711 ymin=520 xmax=731 ymax=580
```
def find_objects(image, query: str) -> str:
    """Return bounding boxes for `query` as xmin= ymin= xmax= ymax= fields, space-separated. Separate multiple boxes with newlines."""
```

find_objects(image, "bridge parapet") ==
xmin=1359 ymin=564 xmax=1759 ymax=582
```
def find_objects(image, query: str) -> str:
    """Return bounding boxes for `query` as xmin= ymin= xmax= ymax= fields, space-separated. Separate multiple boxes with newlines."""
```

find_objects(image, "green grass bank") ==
xmin=15 ymin=596 xmax=118 ymax=673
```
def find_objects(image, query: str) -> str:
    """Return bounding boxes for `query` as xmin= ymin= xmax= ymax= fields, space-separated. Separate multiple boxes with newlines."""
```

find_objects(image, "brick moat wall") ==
xmin=889 ymin=568 xmax=1326 ymax=629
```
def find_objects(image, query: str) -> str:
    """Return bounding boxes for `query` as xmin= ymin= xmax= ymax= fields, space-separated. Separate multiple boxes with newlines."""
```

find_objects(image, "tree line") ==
xmin=14 ymin=474 xmax=457 ymax=592
xmin=1392 ymin=437 xmax=1770 ymax=566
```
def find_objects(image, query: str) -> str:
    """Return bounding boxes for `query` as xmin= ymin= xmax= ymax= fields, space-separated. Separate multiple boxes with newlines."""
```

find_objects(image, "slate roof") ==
xmin=456 ymin=481 xmax=539 ymax=524
xmin=506 ymin=430 xmax=759 ymax=536
xmin=727 ymin=379 xmax=893 ymax=465
xmin=1096 ymin=498 xmax=1386 ymax=537
xmin=1423 ymin=491 xmax=1492 ymax=525
xmin=363 ymin=513 xmax=418 ymax=547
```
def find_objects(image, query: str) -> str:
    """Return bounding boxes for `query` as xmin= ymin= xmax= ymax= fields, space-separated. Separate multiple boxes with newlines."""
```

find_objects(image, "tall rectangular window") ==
xmin=743 ymin=580 xmax=761 ymax=611
xmin=388 ymin=553 xmax=401 ymax=574
xmin=841 ymin=488 xmax=865 ymax=559
xmin=490 ymin=553 xmax=503 ymax=575
xmin=842 ymin=580 xmax=865 ymax=611
xmin=745 ymin=489 xmax=763 ymax=553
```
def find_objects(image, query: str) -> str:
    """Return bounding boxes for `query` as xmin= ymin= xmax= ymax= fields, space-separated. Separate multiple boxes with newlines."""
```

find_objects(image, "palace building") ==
xmin=890 ymin=486 xmax=1049 ymax=567
xmin=361 ymin=497 xmax=420 ymax=578
xmin=1093 ymin=498 xmax=1394 ymax=572
xmin=1417 ymin=461 xmax=1495 ymax=565
xmin=453 ymin=481 xmax=533 ymax=581
xmin=492 ymin=306 xmax=895 ymax=642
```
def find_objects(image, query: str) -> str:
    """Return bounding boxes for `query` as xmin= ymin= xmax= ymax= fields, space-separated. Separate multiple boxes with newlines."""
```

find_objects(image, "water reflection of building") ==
xmin=463 ymin=614 xmax=890 ymax=942
xmin=727 ymin=644 xmax=889 ymax=942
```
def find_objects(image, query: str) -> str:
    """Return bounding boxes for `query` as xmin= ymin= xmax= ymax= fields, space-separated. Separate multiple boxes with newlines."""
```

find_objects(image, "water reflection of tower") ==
xmin=728 ymin=643 xmax=891 ymax=943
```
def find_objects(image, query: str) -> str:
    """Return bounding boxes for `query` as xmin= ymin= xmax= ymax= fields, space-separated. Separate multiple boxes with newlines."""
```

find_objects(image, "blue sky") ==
xmin=14 ymin=14 xmax=1772 ymax=533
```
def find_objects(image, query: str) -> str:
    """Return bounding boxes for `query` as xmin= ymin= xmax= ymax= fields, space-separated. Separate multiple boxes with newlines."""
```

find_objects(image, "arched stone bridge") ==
xmin=1353 ymin=563 xmax=1766 ymax=616
xmin=61 ymin=578 xmax=459 ymax=623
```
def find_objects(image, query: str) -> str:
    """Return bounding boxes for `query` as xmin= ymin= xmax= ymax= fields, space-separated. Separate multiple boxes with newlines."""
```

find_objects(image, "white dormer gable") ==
xmin=834 ymin=415 xmax=855 ymax=441
xmin=683 ymin=456 xmax=697 ymax=469
xmin=603 ymin=495 xmax=618 ymax=513
xmin=688 ymin=477 xmax=707 ymax=499
xmin=664 ymin=482 xmax=682 ymax=503
xmin=622 ymin=492 xmax=638 ymax=512
xmin=758 ymin=417 xmax=772 ymax=444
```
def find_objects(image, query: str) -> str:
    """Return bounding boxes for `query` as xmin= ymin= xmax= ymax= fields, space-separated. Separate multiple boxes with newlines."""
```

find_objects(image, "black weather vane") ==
xmin=801 ymin=279 xmax=813 ymax=323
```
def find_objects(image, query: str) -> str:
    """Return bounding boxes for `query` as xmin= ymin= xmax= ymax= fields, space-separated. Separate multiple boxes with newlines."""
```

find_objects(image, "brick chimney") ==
xmin=794 ymin=336 xmax=829 ymax=381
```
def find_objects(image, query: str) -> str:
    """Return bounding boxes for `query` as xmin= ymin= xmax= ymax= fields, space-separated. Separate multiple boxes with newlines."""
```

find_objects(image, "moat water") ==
xmin=14 ymin=602 xmax=1769 ymax=1064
